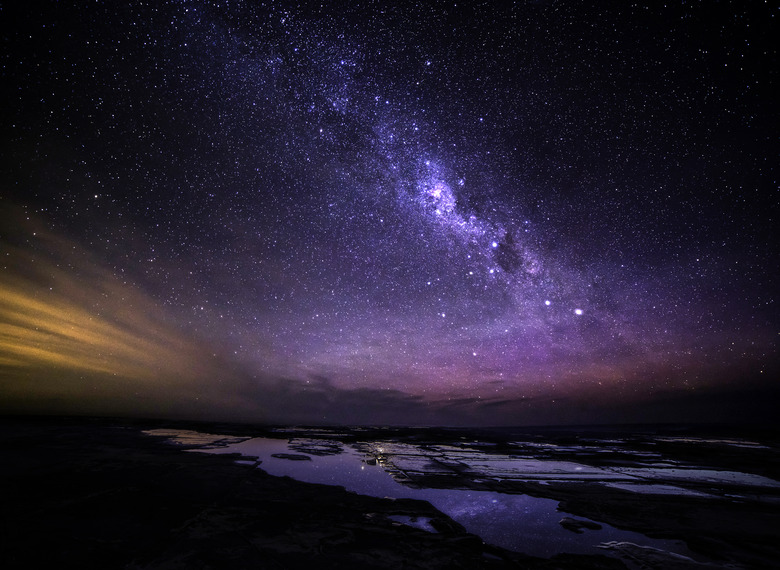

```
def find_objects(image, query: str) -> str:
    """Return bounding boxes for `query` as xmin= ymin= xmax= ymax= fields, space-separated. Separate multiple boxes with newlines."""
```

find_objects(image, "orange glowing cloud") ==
xmin=0 ymin=209 xmax=260 ymax=419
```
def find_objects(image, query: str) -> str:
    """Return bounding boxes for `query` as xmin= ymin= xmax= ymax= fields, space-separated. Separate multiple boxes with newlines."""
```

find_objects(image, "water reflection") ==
xmin=180 ymin=435 xmax=691 ymax=558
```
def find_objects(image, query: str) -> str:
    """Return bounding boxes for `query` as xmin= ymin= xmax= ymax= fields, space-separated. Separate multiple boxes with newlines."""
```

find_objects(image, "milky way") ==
xmin=1 ymin=1 xmax=777 ymax=425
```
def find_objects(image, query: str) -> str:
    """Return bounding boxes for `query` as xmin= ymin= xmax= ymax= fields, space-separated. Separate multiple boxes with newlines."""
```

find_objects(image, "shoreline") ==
xmin=2 ymin=415 xmax=779 ymax=568
xmin=0 ymin=416 xmax=619 ymax=569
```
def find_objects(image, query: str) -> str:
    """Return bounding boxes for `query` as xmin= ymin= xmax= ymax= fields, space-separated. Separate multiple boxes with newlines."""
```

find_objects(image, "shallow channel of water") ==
xmin=179 ymin=435 xmax=693 ymax=559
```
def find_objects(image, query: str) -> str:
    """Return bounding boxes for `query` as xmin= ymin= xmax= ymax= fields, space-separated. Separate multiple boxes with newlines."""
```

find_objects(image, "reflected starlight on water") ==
xmin=147 ymin=429 xmax=704 ymax=560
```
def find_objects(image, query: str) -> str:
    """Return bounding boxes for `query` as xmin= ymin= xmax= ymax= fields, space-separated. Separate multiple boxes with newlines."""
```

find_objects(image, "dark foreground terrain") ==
xmin=0 ymin=417 xmax=619 ymax=569
xmin=2 ymin=416 xmax=779 ymax=569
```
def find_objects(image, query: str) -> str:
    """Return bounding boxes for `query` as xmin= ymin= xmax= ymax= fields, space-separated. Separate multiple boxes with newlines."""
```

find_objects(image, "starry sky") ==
xmin=1 ymin=1 xmax=777 ymax=426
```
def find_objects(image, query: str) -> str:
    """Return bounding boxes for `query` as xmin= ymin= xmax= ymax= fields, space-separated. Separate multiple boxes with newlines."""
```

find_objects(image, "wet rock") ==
xmin=270 ymin=453 xmax=312 ymax=461
xmin=288 ymin=438 xmax=343 ymax=456
xmin=598 ymin=541 xmax=723 ymax=568
xmin=559 ymin=516 xmax=603 ymax=533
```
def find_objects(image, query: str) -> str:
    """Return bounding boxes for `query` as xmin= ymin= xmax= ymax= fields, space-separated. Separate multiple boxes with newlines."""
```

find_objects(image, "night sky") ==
xmin=1 ymin=1 xmax=777 ymax=426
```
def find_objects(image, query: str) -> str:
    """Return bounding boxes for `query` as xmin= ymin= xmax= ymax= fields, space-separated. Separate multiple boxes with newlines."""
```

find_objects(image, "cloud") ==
xmin=4 ymin=207 xmax=775 ymax=428
xmin=0 ymin=208 xmax=261 ymax=419
xmin=0 ymin=210 xmax=465 ymax=425
xmin=0 ymin=210 xmax=491 ymax=425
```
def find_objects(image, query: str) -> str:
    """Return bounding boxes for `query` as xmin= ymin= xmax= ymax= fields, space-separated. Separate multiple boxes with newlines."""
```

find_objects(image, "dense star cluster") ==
xmin=1 ymin=1 xmax=777 ymax=425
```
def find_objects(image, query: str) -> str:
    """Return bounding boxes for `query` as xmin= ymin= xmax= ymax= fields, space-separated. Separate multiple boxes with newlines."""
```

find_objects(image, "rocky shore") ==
xmin=0 ymin=417 xmax=621 ymax=569
xmin=2 ymin=417 xmax=778 ymax=569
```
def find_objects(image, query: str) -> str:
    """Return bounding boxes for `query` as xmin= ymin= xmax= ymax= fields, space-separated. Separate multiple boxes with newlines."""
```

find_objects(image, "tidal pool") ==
xmin=150 ymin=431 xmax=696 ymax=559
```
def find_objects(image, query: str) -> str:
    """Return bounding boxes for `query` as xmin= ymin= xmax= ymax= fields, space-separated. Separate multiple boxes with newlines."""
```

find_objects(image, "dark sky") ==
xmin=1 ymin=1 xmax=777 ymax=426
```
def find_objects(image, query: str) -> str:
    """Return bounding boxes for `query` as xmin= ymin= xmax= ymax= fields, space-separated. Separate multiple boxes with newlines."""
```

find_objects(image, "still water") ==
xmin=179 ymin=435 xmax=692 ymax=559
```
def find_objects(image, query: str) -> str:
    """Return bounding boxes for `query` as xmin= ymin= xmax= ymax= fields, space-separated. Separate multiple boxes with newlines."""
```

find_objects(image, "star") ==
xmin=0 ymin=0 xmax=774 ymax=427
